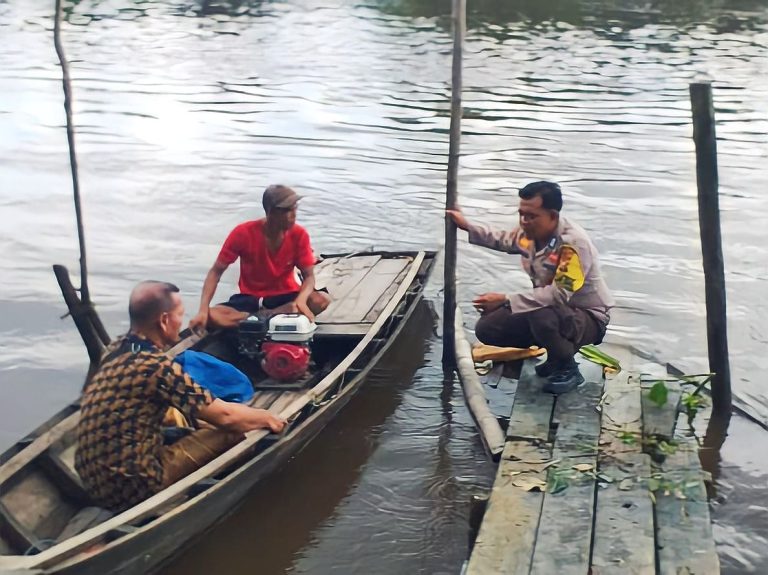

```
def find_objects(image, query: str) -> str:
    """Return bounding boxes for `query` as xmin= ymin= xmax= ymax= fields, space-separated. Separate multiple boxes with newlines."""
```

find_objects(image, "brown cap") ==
xmin=263 ymin=184 xmax=302 ymax=212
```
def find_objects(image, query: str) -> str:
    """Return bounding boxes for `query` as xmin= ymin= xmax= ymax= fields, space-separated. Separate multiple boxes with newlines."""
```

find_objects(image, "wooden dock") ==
xmin=466 ymin=342 xmax=719 ymax=575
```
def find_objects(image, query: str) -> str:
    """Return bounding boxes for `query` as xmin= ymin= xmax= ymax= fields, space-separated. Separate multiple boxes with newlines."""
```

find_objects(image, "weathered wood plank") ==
xmin=56 ymin=507 xmax=113 ymax=543
xmin=0 ymin=413 xmax=80 ymax=485
xmin=654 ymin=414 xmax=719 ymax=575
xmin=641 ymin=374 xmax=682 ymax=441
xmin=267 ymin=391 xmax=303 ymax=414
xmin=592 ymin=452 xmax=654 ymax=575
xmin=591 ymin=369 xmax=655 ymax=575
xmin=551 ymin=358 xmax=604 ymax=459
xmin=506 ymin=360 xmax=555 ymax=443
xmin=530 ymin=454 xmax=596 ymax=575
xmin=314 ymin=255 xmax=381 ymax=319
xmin=0 ymin=470 xmax=78 ymax=541
xmin=249 ymin=391 xmax=281 ymax=409
xmin=322 ymin=258 xmax=409 ymax=324
xmin=52 ymin=442 xmax=78 ymax=483
xmin=466 ymin=441 xmax=551 ymax=575
xmin=362 ymin=263 xmax=410 ymax=323
xmin=314 ymin=323 xmax=370 ymax=337
xmin=530 ymin=358 xmax=604 ymax=575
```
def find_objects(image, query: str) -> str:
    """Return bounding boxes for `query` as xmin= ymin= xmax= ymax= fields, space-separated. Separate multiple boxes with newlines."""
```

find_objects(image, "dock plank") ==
xmin=322 ymin=258 xmax=409 ymax=324
xmin=530 ymin=358 xmax=604 ymax=575
xmin=654 ymin=415 xmax=719 ymax=575
xmin=591 ymin=369 xmax=655 ymax=575
xmin=466 ymin=441 xmax=551 ymax=575
xmin=551 ymin=358 xmax=604 ymax=459
xmin=466 ymin=341 xmax=719 ymax=575
xmin=641 ymin=375 xmax=682 ymax=441
xmin=506 ymin=360 xmax=554 ymax=443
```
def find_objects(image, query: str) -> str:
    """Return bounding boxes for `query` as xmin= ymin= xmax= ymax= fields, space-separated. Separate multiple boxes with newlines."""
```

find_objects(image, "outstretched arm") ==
xmin=447 ymin=209 xmax=524 ymax=255
xmin=198 ymin=398 xmax=286 ymax=434
xmin=189 ymin=260 xmax=229 ymax=330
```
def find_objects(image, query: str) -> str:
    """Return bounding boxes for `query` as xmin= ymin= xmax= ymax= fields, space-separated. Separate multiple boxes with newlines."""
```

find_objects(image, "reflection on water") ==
xmin=0 ymin=0 xmax=767 ymax=573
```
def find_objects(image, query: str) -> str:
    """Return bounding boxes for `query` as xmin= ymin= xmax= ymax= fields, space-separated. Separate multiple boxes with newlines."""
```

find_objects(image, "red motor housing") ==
xmin=261 ymin=341 xmax=311 ymax=381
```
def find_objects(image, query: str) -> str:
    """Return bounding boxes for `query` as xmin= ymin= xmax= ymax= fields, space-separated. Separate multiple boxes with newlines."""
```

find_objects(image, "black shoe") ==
xmin=535 ymin=358 xmax=577 ymax=378
xmin=542 ymin=365 xmax=585 ymax=395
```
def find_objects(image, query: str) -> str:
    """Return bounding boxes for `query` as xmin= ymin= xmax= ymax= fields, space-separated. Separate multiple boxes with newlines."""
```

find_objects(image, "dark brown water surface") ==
xmin=1 ymin=1 xmax=766 ymax=573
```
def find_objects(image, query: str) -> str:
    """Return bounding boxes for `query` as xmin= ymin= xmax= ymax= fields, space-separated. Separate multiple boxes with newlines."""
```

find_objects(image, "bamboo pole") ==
xmin=454 ymin=307 xmax=506 ymax=459
xmin=442 ymin=0 xmax=466 ymax=367
xmin=689 ymin=82 xmax=732 ymax=416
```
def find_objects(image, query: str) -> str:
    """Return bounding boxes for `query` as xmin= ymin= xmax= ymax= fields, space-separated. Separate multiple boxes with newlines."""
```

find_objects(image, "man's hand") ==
xmin=293 ymin=299 xmax=316 ymax=323
xmin=253 ymin=409 xmax=286 ymax=433
xmin=446 ymin=209 xmax=470 ymax=231
xmin=472 ymin=292 xmax=508 ymax=315
xmin=189 ymin=309 xmax=209 ymax=331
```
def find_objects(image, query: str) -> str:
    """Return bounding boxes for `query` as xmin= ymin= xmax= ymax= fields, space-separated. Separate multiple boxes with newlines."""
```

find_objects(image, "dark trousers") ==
xmin=475 ymin=306 xmax=605 ymax=365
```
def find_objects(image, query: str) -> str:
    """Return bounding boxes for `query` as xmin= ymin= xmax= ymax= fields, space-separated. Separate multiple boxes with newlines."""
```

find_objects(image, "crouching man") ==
xmin=75 ymin=281 xmax=285 ymax=512
xmin=447 ymin=181 xmax=614 ymax=394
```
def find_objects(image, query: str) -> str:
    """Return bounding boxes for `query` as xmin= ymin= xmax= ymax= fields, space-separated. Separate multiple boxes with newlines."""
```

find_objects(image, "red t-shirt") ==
xmin=216 ymin=220 xmax=315 ymax=298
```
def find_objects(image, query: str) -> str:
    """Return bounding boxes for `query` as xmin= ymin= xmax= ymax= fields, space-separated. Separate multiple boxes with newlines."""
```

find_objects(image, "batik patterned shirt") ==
xmin=75 ymin=335 xmax=214 ymax=511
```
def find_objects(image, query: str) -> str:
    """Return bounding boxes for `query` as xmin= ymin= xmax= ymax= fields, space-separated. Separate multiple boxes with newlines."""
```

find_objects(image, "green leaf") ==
xmin=577 ymin=345 xmax=621 ymax=370
xmin=618 ymin=430 xmax=638 ymax=445
xmin=657 ymin=440 xmax=678 ymax=455
xmin=648 ymin=381 xmax=669 ymax=407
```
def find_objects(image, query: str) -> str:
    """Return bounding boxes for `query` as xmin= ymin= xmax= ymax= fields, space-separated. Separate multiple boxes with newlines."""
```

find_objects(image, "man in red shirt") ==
xmin=190 ymin=185 xmax=330 ymax=329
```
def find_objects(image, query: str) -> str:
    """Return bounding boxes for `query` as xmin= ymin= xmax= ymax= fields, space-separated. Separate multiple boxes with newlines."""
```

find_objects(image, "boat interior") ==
xmin=0 ymin=251 xmax=432 ymax=559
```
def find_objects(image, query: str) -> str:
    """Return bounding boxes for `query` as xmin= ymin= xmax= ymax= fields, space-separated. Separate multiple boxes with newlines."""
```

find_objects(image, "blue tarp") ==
xmin=175 ymin=350 xmax=255 ymax=404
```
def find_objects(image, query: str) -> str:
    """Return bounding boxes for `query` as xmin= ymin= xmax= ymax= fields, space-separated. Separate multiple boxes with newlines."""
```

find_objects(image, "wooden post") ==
xmin=53 ymin=1 xmax=111 ymax=363
xmin=53 ymin=265 xmax=105 ymax=375
xmin=689 ymin=82 xmax=732 ymax=415
xmin=54 ymin=0 xmax=94 ymax=308
xmin=442 ymin=0 xmax=466 ymax=367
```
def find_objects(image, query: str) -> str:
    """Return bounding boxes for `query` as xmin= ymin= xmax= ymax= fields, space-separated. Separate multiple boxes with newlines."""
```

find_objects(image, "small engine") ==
xmin=238 ymin=314 xmax=317 ymax=382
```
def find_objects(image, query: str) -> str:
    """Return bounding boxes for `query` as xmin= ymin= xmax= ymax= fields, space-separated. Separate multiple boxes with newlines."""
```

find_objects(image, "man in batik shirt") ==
xmin=76 ymin=281 xmax=285 ymax=511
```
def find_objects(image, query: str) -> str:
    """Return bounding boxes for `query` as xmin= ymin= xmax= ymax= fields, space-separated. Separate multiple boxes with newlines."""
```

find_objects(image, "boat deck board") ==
xmin=466 ymin=342 xmax=719 ymax=575
xmin=314 ymin=254 xmax=412 ymax=333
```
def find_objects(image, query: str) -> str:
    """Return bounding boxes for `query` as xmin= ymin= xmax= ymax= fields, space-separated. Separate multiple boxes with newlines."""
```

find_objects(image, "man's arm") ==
xmin=198 ymin=398 xmax=286 ymax=434
xmin=189 ymin=260 xmax=229 ymax=330
xmin=447 ymin=209 xmax=523 ymax=255
xmin=295 ymin=264 xmax=316 ymax=322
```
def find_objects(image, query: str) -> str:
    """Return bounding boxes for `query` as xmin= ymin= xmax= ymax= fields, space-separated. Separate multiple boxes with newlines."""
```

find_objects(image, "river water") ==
xmin=1 ymin=0 xmax=766 ymax=573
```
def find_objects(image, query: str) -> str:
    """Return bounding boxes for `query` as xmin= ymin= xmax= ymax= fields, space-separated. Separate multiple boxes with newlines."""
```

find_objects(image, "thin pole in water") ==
xmin=442 ymin=0 xmax=466 ymax=367
xmin=52 ymin=0 xmax=111 ymax=363
xmin=53 ymin=0 xmax=90 ymax=305
xmin=689 ymin=82 xmax=732 ymax=415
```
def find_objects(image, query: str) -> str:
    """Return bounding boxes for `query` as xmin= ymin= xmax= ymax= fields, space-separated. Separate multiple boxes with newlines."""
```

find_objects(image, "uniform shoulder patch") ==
xmin=554 ymin=244 xmax=585 ymax=292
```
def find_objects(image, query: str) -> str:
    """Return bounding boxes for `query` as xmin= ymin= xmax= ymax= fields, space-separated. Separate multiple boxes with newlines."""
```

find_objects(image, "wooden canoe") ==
xmin=0 ymin=250 xmax=436 ymax=574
